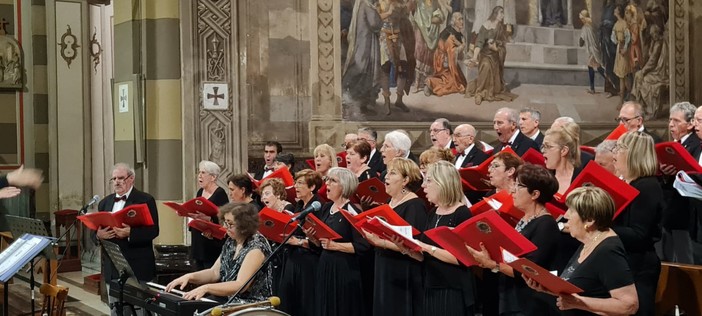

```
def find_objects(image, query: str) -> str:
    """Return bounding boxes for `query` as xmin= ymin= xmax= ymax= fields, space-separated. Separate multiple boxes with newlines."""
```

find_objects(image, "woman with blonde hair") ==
xmin=313 ymin=144 xmax=338 ymax=176
xmin=611 ymin=131 xmax=662 ymax=316
xmin=419 ymin=147 xmax=455 ymax=174
xmin=401 ymin=161 xmax=475 ymax=315
xmin=543 ymin=122 xmax=582 ymax=195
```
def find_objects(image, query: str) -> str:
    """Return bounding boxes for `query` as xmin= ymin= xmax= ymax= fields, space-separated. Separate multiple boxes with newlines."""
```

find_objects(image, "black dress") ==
xmin=268 ymin=203 xmax=296 ymax=296
xmin=313 ymin=201 xmax=370 ymax=316
xmin=358 ymin=168 xmax=375 ymax=182
xmin=191 ymin=187 xmax=229 ymax=270
xmin=499 ymin=215 xmax=560 ymax=315
xmin=373 ymin=198 xmax=428 ymax=316
xmin=612 ymin=176 xmax=662 ymax=316
xmin=420 ymin=205 xmax=476 ymax=316
xmin=560 ymin=236 xmax=635 ymax=316
xmin=277 ymin=196 xmax=322 ymax=316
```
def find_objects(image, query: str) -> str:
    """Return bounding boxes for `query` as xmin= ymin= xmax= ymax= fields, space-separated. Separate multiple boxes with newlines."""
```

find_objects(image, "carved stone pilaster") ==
xmin=670 ymin=0 xmax=689 ymax=103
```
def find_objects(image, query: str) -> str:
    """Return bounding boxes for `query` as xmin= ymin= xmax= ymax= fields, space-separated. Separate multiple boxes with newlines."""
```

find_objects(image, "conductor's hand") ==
xmin=113 ymin=224 xmax=131 ymax=239
xmin=183 ymin=284 xmax=210 ymax=301
xmin=165 ymin=274 xmax=191 ymax=292
xmin=0 ymin=186 xmax=21 ymax=199
xmin=6 ymin=165 xmax=43 ymax=189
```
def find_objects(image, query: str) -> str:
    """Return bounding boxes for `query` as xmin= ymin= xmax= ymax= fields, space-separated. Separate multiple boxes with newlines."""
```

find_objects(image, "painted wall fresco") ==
xmin=340 ymin=0 xmax=670 ymax=124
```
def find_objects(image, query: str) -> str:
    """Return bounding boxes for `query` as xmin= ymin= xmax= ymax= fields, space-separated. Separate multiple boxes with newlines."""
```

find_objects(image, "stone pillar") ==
xmin=112 ymin=0 xmax=183 ymax=244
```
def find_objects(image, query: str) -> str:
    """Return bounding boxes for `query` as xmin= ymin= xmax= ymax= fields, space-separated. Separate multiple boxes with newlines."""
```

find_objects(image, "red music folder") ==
xmin=502 ymin=249 xmax=583 ymax=295
xmin=521 ymin=148 xmax=545 ymax=166
xmin=561 ymin=161 xmax=640 ymax=219
xmin=317 ymin=183 xmax=329 ymax=203
xmin=258 ymin=207 xmax=299 ymax=243
xmin=164 ymin=197 xmax=219 ymax=217
xmin=302 ymin=214 xmax=343 ymax=241
xmin=656 ymin=141 xmax=702 ymax=173
xmin=423 ymin=226 xmax=481 ymax=266
xmin=544 ymin=201 xmax=566 ymax=220
xmin=306 ymin=159 xmax=316 ymax=170
xmin=188 ymin=219 xmax=228 ymax=240
xmin=250 ymin=167 xmax=295 ymax=188
xmin=424 ymin=210 xmax=537 ymax=266
xmin=336 ymin=151 xmax=347 ymax=168
xmin=346 ymin=204 xmax=421 ymax=236
xmin=469 ymin=190 xmax=524 ymax=225
xmin=580 ymin=146 xmax=596 ymax=156
xmin=605 ymin=124 xmax=628 ymax=140
xmin=78 ymin=204 xmax=154 ymax=231
xmin=459 ymin=147 xmax=519 ymax=191
xmin=285 ymin=186 xmax=297 ymax=204
xmin=358 ymin=217 xmax=422 ymax=251
xmin=355 ymin=178 xmax=391 ymax=206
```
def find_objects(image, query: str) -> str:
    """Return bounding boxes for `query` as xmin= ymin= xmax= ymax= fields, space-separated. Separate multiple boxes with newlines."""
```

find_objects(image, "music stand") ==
xmin=101 ymin=240 xmax=146 ymax=316
xmin=0 ymin=233 xmax=53 ymax=316
xmin=5 ymin=215 xmax=55 ymax=316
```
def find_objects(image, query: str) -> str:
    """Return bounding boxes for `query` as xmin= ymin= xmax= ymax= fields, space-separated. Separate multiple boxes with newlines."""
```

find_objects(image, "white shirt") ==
xmin=262 ymin=166 xmax=274 ymax=179
xmin=112 ymin=186 xmax=134 ymax=213
xmin=528 ymin=130 xmax=541 ymax=141
xmin=455 ymin=144 xmax=475 ymax=169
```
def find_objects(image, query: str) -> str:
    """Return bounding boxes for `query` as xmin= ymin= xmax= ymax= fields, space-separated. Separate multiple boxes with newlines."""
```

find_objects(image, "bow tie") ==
xmin=114 ymin=196 xmax=127 ymax=202
xmin=264 ymin=167 xmax=274 ymax=172
xmin=458 ymin=152 xmax=466 ymax=157
xmin=502 ymin=142 xmax=512 ymax=147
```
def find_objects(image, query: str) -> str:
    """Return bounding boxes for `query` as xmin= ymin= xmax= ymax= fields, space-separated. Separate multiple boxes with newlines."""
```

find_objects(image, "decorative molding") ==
xmin=670 ymin=0 xmax=689 ymax=103
xmin=317 ymin=0 xmax=335 ymax=110
xmin=89 ymin=28 xmax=102 ymax=73
xmin=58 ymin=24 xmax=79 ymax=68
xmin=0 ymin=35 xmax=23 ymax=89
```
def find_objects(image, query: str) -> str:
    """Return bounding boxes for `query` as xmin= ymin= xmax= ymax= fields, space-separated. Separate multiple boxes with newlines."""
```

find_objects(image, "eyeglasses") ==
xmin=540 ymin=143 xmax=561 ymax=151
xmin=488 ymin=163 xmax=504 ymax=169
xmin=223 ymin=222 xmax=236 ymax=229
xmin=615 ymin=116 xmax=641 ymax=123
xmin=110 ymin=175 xmax=132 ymax=182
xmin=429 ymin=128 xmax=448 ymax=133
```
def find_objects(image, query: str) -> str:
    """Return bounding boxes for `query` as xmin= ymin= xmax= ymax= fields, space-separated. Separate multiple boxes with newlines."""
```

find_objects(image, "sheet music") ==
xmin=501 ymin=248 xmax=518 ymax=263
xmin=486 ymin=198 xmax=502 ymax=210
xmin=0 ymin=234 xmax=52 ymax=282
xmin=673 ymin=170 xmax=702 ymax=200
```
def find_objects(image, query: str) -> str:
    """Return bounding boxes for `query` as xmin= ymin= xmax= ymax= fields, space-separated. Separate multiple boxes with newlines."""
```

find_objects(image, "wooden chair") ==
xmin=39 ymin=283 xmax=69 ymax=316
xmin=655 ymin=262 xmax=702 ymax=316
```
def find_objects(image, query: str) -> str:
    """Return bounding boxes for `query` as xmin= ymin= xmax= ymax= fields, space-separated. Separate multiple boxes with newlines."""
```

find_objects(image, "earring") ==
xmin=583 ymin=224 xmax=589 ymax=230
xmin=402 ymin=188 xmax=408 ymax=194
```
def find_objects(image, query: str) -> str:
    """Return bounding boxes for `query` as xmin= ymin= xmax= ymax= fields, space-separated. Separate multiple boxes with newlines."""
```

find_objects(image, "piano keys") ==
xmin=109 ymin=280 xmax=219 ymax=316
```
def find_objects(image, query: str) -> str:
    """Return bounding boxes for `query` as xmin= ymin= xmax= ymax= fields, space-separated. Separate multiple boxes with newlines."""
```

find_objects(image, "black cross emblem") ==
xmin=207 ymin=87 xmax=225 ymax=106
xmin=119 ymin=89 xmax=128 ymax=108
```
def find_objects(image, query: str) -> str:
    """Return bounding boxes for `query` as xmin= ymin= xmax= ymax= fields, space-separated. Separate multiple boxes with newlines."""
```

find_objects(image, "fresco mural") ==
xmin=340 ymin=0 xmax=670 ymax=124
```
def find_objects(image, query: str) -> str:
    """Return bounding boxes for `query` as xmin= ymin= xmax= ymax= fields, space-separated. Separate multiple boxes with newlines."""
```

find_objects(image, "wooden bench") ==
xmin=656 ymin=262 xmax=702 ymax=315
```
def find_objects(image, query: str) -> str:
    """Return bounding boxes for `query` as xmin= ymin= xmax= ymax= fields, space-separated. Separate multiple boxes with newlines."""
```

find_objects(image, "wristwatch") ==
xmin=430 ymin=246 xmax=437 ymax=256
xmin=491 ymin=262 xmax=500 ymax=273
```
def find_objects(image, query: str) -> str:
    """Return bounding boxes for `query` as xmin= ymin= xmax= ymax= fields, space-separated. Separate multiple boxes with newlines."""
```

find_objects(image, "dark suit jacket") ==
xmin=683 ymin=133 xmax=702 ymax=161
xmin=94 ymin=188 xmax=159 ymax=282
xmin=643 ymin=127 xmax=663 ymax=144
xmin=661 ymin=133 xmax=701 ymax=233
xmin=492 ymin=132 xmax=540 ymax=157
xmin=533 ymin=131 xmax=544 ymax=148
xmin=367 ymin=150 xmax=386 ymax=177
xmin=456 ymin=145 xmax=490 ymax=168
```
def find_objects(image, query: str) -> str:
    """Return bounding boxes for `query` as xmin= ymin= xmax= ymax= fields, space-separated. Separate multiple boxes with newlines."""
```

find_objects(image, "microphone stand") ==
xmin=232 ymin=217 xmax=308 ymax=298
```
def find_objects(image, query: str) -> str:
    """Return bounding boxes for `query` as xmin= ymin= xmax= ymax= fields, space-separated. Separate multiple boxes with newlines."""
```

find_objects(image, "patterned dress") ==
xmin=220 ymin=233 xmax=273 ymax=304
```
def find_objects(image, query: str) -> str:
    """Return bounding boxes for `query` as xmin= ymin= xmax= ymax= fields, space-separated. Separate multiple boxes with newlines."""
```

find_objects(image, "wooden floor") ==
xmin=1 ymin=282 xmax=105 ymax=315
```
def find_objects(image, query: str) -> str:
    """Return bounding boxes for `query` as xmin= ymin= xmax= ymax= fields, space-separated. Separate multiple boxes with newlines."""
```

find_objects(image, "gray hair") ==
xmin=326 ymin=167 xmax=359 ymax=199
xmin=384 ymin=130 xmax=412 ymax=158
xmin=670 ymin=102 xmax=697 ymax=123
xmin=554 ymin=116 xmax=576 ymax=125
xmin=520 ymin=107 xmax=541 ymax=121
xmin=357 ymin=127 xmax=377 ymax=141
xmin=497 ymin=107 xmax=519 ymax=124
xmin=198 ymin=160 xmax=221 ymax=177
xmin=434 ymin=118 xmax=453 ymax=134
xmin=113 ymin=163 xmax=135 ymax=177
xmin=595 ymin=140 xmax=617 ymax=154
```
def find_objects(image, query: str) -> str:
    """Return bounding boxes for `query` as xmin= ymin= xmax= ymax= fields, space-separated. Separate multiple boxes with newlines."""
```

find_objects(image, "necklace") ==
xmin=389 ymin=191 xmax=410 ymax=208
xmin=515 ymin=207 xmax=547 ymax=232
xmin=584 ymin=231 xmax=605 ymax=252
xmin=434 ymin=214 xmax=443 ymax=228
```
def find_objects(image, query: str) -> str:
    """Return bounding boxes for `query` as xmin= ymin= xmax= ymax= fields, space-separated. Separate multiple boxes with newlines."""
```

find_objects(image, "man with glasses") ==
xmin=358 ymin=127 xmax=385 ymax=177
xmin=95 ymin=163 xmax=159 ymax=315
xmin=492 ymin=107 xmax=539 ymax=156
xmin=429 ymin=118 xmax=456 ymax=153
xmin=617 ymin=101 xmax=662 ymax=143
xmin=453 ymin=124 xmax=489 ymax=169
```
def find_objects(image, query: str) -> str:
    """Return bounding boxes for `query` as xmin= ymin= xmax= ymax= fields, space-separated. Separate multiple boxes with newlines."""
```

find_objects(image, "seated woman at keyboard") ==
xmin=166 ymin=202 xmax=273 ymax=303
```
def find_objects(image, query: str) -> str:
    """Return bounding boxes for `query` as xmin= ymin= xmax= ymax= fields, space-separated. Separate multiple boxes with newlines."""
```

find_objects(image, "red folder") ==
xmin=359 ymin=217 xmax=422 ymax=251
xmin=306 ymin=159 xmax=316 ymax=170
xmin=250 ymin=167 xmax=295 ymax=188
xmin=302 ymin=214 xmax=343 ymax=241
xmin=470 ymin=190 xmax=524 ymax=226
xmin=317 ymin=183 xmax=329 ymax=203
xmin=522 ymin=148 xmax=545 ymax=166
xmin=503 ymin=249 xmax=583 ymax=294
xmin=580 ymin=146 xmax=596 ymax=156
xmin=605 ymin=124 xmax=628 ymax=140
xmin=336 ymin=151 xmax=347 ymax=168
xmin=544 ymin=201 xmax=566 ymax=220
xmin=258 ymin=207 xmax=299 ymax=243
xmin=188 ymin=219 xmax=228 ymax=240
xmin=347 ymin=204 xmax=421 ymax=236
xmin=459 ymin=147 xmax=518 ymax=191
xmin=355 ymin=178 xmax=391 ymax=205
xmin=561 ymin=161 xmax=640 ymax=219
xmin=425 ymin=210 xmax=537 ymax=266
xmin=423 ymin=226 xmax=481 ymax=266
xmin=656 ymin=141 xmax=702 ymax=173
xmin=78 ymin=204 xmax=154 ymax=231
xmin=164 ymin=197 xmax=219 ymax=217
xmin=285 ymin=186 xmax=297 ymax=204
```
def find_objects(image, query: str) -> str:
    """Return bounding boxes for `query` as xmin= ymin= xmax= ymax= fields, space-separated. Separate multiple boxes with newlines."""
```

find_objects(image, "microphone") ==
xmin=288 ymin=201 xmax=322 ymax=223
xmin=81 ymin=195 xmax=100 ymax=213
xmin=210 ymin=296 xmax=281 ymax=315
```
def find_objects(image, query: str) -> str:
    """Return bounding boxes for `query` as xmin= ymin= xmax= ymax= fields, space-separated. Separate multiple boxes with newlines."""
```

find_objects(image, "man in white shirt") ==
xmin=492 ymin=107 xmax=539 ymax=156
xmin=519 ymin=108 xmax=543 ymax=148
xmin=453 ymin=124 xmax=489 ymax=169
xmin=358 ymin=127 xmax=386 ymax=176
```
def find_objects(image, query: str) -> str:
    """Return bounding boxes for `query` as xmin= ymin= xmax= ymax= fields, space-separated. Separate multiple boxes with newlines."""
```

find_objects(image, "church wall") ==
xmin=690 ymin=0 xmax=702 ymax=105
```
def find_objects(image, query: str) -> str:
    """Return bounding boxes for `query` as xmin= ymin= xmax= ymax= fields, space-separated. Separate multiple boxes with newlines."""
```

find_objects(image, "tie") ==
xmin=114 ymin=196 xmax=127 ymax=202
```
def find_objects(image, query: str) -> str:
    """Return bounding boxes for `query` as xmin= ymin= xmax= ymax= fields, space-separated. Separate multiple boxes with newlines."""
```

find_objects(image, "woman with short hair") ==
xmin=190 ymin=160 xmax=229 ymax=270
xmin=166 ymin=202 xmax=272 ymax=304
xmin=313 ymin=144 xmax=338 ymax=176
xmin=346 ymin=140 xmax=374 ymax=181
xmin=227 ymin=174 xmax=262 ymax=211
